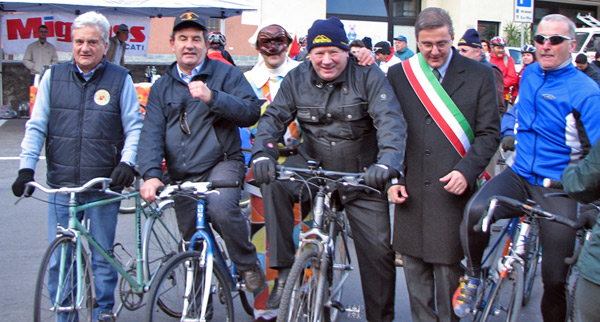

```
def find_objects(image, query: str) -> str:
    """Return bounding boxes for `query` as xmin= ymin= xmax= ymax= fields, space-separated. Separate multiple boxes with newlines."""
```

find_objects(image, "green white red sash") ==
xmin=402 ymin=53 xmax=474 ymax=157
xmin=402 ymin=54 xmax=490 ymax=183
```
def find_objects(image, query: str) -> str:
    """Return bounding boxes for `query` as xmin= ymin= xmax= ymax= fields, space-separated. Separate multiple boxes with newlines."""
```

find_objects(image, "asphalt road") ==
xmin=0 ymin=118 xmax=544 ymax=321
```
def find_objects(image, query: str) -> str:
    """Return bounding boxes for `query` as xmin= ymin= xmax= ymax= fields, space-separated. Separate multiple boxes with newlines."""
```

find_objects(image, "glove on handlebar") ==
xmin=251 ymin=153 xmax=277 ymax=185
xmin=365 ymin=164 xmax=399 ymax=190
xmin=12 ymin=168 xmax=35 ymax=197
xmin=110 ymin=162 xmax=136 ymax=188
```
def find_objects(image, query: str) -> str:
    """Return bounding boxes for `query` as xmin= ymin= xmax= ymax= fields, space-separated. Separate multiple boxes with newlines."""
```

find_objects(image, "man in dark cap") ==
xmin=575 ymin=53 xmax=600 ymax=85
xmin=106 ymin=23 xmax=128 ymax=66
xmin=251 ymin=17 xmax=406 ymax=321
xmin=393 ymin=34 xmax=415 ymax=60
xmin=137 ymin=11 xmax=266 ymax=310
xmin=374 ymin=40 xmax=401 ymax=75
xmin=457 ymin=28 xmax=505 ymax=115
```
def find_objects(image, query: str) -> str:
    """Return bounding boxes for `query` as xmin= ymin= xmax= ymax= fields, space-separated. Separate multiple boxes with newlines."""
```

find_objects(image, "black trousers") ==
xmin=461 ymin=167 xmax=578 ymax=322
xmin=260 ymin=154 xmax=396 ymax=322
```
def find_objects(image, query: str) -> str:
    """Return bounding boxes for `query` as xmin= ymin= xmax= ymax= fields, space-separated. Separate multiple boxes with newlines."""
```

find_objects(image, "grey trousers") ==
xmin=402 ymin=254 xmax=462 ymax=322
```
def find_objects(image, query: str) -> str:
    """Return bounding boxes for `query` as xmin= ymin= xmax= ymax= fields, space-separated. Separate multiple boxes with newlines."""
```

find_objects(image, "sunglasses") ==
xmin=180 ymin=110 xmax=191 ymax=135
xmin=533 ymin=34 xmax=572 ymax=45
xmin=459 ymin=48 xmax=471 ymax=53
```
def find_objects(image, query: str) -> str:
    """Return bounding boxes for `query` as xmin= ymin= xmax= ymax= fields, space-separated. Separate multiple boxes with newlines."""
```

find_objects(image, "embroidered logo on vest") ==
xmin=94 ymin=89 xmax=111 ymax=106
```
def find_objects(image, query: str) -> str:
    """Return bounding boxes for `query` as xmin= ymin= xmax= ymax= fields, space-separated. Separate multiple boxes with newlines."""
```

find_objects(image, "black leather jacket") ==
xmin=139 ymin=59 xmax=261 ymax=181
xmin=253 ymin=57 xmax=406 ymax=173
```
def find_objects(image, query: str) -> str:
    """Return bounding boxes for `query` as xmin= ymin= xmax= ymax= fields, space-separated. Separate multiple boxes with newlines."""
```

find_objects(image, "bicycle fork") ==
xmin=182 ymin=240 xmax=213 ymax=322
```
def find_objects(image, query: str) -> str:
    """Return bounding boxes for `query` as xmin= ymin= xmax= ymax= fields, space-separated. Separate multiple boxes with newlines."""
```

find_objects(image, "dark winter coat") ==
xmin=387 ymin=49 xmax=500 ymax=264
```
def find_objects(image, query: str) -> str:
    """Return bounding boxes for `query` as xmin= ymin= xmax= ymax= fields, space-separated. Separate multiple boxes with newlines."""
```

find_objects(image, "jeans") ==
xmin=48 ymin=191 xmax=119 ymax=321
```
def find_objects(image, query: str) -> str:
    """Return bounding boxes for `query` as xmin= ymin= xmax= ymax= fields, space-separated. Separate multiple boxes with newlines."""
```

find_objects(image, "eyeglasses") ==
xmin=180 ymin=110 xmax=191 ymax=135
xmin=533 ymin=34 xmax=572 ymax=45
xmin=419 ymin=40 xmax=451 ymax=51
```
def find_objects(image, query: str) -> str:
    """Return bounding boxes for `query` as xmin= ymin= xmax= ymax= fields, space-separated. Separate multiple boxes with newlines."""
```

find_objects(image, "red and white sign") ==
xmin=2 ymin=12 xmax=151 ymax=56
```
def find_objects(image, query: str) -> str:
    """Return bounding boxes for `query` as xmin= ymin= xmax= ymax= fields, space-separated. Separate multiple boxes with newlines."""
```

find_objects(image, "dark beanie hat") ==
xmin=575 ymin=53 xmax=588 ymax=64
xmin=307 ymin=17 xmax=350 ymax=52
xmin=362 ymin=37 xmax=373 ymax=50
xmin=458 ymin=28 xmax=482 ymax=48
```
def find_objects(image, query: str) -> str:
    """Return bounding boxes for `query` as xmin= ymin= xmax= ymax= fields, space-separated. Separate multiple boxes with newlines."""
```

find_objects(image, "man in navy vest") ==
xmin=12 ymin=11 xmax=143 ymax=322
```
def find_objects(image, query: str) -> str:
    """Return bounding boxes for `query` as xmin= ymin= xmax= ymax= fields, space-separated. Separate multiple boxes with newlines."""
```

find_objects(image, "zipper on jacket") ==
xmin=76 ymin=82 xmax=87 ymax=184
xmin=531 ymin=70 xmax=545 ymax=184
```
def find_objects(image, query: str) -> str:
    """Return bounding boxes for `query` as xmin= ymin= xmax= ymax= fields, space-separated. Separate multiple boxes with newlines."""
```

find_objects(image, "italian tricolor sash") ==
xmin=402 ymin=54 xmax=490 ymax=184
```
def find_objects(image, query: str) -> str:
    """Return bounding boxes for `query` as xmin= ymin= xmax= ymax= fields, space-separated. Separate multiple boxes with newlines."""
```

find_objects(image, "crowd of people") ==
xmin=11 ymin=7 xmax=600 ymax=322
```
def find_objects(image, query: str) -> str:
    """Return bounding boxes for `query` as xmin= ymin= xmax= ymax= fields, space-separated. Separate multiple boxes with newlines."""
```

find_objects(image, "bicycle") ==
xmin=145 ymin=180 xmax=254 ymax=321
xmin=470 ymin=195 xmax=590 ymax=322
xmin=27 ymin=177 xmax=180 ymax=321
xmin=275 ymin=163 xmax=377 ymax=322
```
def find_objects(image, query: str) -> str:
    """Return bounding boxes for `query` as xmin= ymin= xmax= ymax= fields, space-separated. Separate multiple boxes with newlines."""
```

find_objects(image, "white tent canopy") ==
xmin=0 ymin=0 xmax=258 ymax=18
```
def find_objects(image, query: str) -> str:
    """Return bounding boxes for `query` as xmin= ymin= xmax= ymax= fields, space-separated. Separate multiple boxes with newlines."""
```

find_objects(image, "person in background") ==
xmin=509 ymin=44 xmax=537 ymax=104
xmin=489 ymin=36 xmax=518 ymax=108
xmin=206 ymin=31 xmax=233 ymax=65
xmin=562 ymin=141 xmax=600 ymax=322
xmin=23 ymin=24 xmax=58 ymax=85
xmin=593 ymin=51 xmax=600 ymax=69
xmin=350 ymin=39 xmax=366 ymax=56
xmin=387 ymin=8 xmax=500 ymax=322
xmin=575 ymin=53 xmax=600 ymax=86
xmin=454 ymin=14 xmax=600 ymax=322
xmin=106 ymin=23 xmax=128 ymax=66
xmin=393 ymin=34 xmax=415 ymax=60
xmin=481 ymin=38 xmax=491 ymax=59
xmin=12 ymin=11 xmax=143 ymax=321
xmin=251 ymin=17 xmax=406 ymax=322
xmin=457 ymin=28 xmax=505 ymax=115
xmin=374 ymin=41 xmax=401 ymax=75
xmin=294 ymin=36 xmax=309 ymax=62
xmin=137 ymin=10 xmax=265 ymax=301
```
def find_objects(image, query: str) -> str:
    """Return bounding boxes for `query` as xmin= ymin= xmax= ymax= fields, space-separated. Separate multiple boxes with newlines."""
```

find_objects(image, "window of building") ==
xmin=478 ymin=21 xmax=500 ymax=42
xmin=390 ymin=0 xmax=418 ymax=18
xmin=327 ymin=0 xmax=387 ymax=17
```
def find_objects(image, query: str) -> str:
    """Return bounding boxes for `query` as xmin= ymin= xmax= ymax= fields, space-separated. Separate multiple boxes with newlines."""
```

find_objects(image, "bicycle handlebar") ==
xmin=24 ymin=177 xmax=121 ymax=196
xmin=157 ymin=180 xmax=240 ymax=200
xmin=543 ymin=178 xmax=563 ymax=189
xmin=275 ymin=165 xmax=375 ymax=192
xmin=475 ymin=195 xmax=588 ymax=233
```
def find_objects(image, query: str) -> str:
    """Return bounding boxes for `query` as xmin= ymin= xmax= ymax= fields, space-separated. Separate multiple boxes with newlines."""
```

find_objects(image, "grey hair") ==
xmin=415 ymin=7 xmax=454 ymax=39
xmin=539 ymin=14 xmax=576 ymax=39
xmin=71 ymin=11 xmax=110 ymax=44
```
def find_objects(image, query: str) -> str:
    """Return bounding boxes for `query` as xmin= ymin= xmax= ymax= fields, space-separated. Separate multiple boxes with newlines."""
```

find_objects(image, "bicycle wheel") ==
xmin=142 ymin=201 xmax=181 ymax=279
xmin=146 ymin=250 xmax=234 ymax=321
xmin=522 ymin=220 xmax=540 ymax=306
xmin=34 ymin=236 xmax=94 ymax=322
xmin=480 ymin=261 xmax=524 ymax=322
xmin=327 ymin=213 xmax=350 ymax=321
xmin=278 ymin=249 xmax=329 ymax=322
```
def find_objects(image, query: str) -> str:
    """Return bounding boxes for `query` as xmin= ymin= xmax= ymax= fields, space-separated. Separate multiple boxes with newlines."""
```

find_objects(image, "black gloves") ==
xmin=501 ymin=135 xmax=515 ymax=151
xmin=365 ymin=164 xmax=398 ymax=190
xmin=110 ymin=162 xmax=136 ymax=187
xmin=12 ymin=168 xmax=35 ymax=197
xmin=251 ymin=154 xmax=277 ymax=185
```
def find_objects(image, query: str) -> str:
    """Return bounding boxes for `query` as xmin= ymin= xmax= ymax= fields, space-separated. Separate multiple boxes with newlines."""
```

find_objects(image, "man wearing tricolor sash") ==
xmin=387 ymin=8 xmax=500 ymax=322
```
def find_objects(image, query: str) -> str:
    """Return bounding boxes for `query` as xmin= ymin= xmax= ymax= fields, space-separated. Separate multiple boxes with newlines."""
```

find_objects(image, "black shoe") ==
xmin=241 ymin=262 xmax=266 ymax=292
xmin=265 ymin=277 xmax=287 ymax=309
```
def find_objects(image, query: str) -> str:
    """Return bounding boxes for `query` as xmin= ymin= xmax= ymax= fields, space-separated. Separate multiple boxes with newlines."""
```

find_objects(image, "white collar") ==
xmin=247 ymin=56 xmax=300 ymax=87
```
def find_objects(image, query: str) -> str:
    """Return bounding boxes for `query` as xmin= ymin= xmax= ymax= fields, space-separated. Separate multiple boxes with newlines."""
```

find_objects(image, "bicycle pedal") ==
xmin=329 ymin=300 xmax=345 ymax=312
xmin=345 ymin=304 xmax=364 ymax=319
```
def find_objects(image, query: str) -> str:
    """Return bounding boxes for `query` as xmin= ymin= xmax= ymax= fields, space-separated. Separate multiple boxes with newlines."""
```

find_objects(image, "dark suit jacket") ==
xmin=387 ymin=48 xmax=500 ymax=264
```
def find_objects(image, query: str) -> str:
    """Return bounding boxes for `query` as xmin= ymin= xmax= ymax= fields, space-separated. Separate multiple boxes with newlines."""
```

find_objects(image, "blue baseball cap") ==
xmin=394 ymin=35 xmax=407 ymax=42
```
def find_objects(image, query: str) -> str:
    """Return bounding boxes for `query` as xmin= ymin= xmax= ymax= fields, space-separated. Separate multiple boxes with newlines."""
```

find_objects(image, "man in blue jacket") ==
xmin=138 ymin=11 xmax=265 ymax=295
xmin=454 ymin=14 xmax=600 ymax=322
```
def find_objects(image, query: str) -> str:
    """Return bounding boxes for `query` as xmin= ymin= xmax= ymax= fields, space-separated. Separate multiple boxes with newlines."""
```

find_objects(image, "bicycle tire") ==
xmin=34 ymin=236 xmax=94 ymax=322
xmin=146 ymin=250 xmax=234 ymax=321
xmin=278 ymin=249 xmax=329 ymax=322
xmin=327 ymin=212 xmax=350 ymax=322
xmin=238 ymin=289 xmax=254 ymax=315
xmin=522 ymin=220 xmax=540 ymax=306
xmin=141 ymin=202 xmax=181 ymax=316
xmin=481 ymin=261 xmax=524 ymax=322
